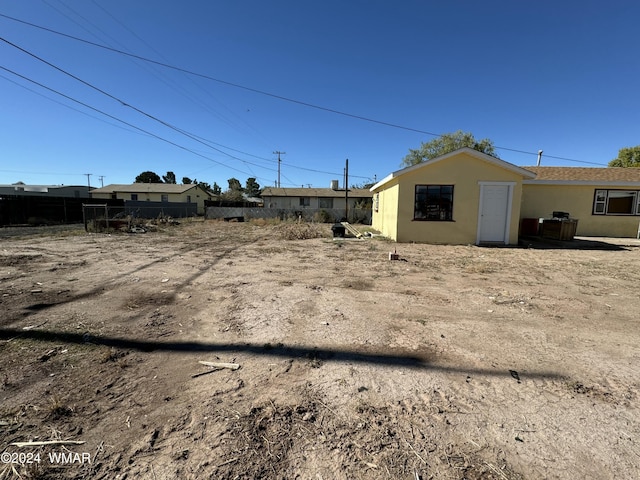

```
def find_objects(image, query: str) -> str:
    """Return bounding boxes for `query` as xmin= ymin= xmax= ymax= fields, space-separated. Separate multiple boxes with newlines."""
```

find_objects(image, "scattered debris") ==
xmin=341 ymin=222 xmax=363 ymax=238
xmin=389 ymin=248 xmax=400 ymax=261
xmin=192 ymin=361 xmax=242 ymax=378
xmin=509 ymin=370 xmax=521 ymax=383
xmin=10 ymin=440 xmax=86 ymax=447
xmin=197 ymin=361 xmax=241 ymax=372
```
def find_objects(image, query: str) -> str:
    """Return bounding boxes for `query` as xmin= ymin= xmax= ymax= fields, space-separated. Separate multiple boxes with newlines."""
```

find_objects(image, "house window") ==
xmin=161 ymin=194 xmax=169 ymax=202
xmin=299 ymin=197 xmax=310 ymax=207
xmin=186 ymin=195 xmax=191 ymax=203
xmin=318 ymin=197 xmax=333 ymax=209
xmin=593 ymin=189 xmax=640 ymax=215
xmin=414 ymin=185 xmax=454 ymax=221
xmin=374 ymin=193 xmax=379 ymax=212
xmin=131 ymin=194 xmax=138 ymax=201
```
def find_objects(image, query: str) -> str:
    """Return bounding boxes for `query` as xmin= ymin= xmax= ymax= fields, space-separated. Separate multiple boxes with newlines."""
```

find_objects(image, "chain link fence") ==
xmin=83 ymin=202 xmax=197 ymax=232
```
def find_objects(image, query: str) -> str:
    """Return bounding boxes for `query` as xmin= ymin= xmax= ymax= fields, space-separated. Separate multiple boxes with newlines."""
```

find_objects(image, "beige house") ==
xmin=261 ymin=187 xmax=372 ymax=210
xmin=90 ymin=183 xmax=213 ymax=215
xmin=371 ymin=148 xmax=640 ymax=244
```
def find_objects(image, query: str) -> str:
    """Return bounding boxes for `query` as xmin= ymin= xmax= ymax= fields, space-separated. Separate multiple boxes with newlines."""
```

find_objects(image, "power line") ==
xmin=0 ymin=72 xmax=152 ymax=137
xmin=0 ymin=13 xmax=610 ymax=167
xmin=0 ymin=37 xmax=281 ymax=178
xmin=2 ymin=35 xmax=373 ymax=180
xmin=0 ymin=65 xmax=271 ymax=184
xmin=2 ymin=56 xmax=370 ymax=183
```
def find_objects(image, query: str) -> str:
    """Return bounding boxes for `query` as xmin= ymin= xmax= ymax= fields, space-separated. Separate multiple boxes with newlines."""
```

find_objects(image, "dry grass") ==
xmin=275 ymin=222 xmax=329 ymax=240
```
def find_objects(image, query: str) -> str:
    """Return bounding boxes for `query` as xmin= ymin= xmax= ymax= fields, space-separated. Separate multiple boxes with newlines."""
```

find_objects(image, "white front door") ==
xmin=477 ymin=183 xmax=513 ymax=244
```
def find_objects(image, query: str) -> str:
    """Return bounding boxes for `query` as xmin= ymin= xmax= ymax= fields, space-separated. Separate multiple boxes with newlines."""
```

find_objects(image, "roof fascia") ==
xmin=524 ymin=180 xmax=640 ymax=187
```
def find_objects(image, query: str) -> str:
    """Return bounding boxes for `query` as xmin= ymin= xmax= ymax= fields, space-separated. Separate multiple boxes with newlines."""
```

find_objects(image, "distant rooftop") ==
xmin=261 ymin=187 xmax=373 ymax=198
xmin=90 ymin=183 xmax=208 ymax=194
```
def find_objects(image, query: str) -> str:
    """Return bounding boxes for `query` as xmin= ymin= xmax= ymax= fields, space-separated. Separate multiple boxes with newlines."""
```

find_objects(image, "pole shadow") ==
xmin=0 ymin=328 xmax=566 ymax=382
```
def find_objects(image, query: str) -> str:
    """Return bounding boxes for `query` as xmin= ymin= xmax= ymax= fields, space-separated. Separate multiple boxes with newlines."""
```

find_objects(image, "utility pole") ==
xmin=273 ymin=151 xmax=286 ymax=188
xmin=84 ymin=173 xmax=92 ymax=189
xmin=344 ymin=158 xmax=349 ymax=222
xmin=98 ymin=175 xmax=105 ymax=187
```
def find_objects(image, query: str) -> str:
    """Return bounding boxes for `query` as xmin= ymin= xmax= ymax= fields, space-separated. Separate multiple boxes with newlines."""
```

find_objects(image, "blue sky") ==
xmin=1 ymin=1 xmax=639 ymax=189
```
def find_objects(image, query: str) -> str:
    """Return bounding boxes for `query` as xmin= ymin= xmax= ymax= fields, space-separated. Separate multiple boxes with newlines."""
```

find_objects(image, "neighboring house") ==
xmin=261 ymin=186 xmax=373 ymax=211
xmin=522 ymin=167 xmax=640 ymax=237
xmin=371 ymin=147 xmax=640 ymax=244
xmin=0 ymin=184 xmax=92 ymax=198
xmin=90 ymin=183 xmax=213 ymax=215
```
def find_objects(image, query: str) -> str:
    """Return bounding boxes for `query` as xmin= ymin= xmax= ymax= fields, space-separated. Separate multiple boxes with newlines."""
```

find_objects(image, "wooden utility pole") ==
xmin=84 ymin=173 xmax=92 ymax=189
xmin=273 ymin=151 xmax=285 ymax=187
xmin=344 ymin=158 xmax=349 ymax=222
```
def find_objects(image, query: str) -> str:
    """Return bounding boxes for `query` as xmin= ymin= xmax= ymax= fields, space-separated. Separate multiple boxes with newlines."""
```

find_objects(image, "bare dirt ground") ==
xmin=1 ymin=220 xmax=639 ymax=480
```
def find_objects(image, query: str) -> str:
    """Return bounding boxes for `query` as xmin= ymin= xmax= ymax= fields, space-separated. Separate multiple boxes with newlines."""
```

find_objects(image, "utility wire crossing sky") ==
xmin=1 ymin=1 xmax=639 ymax=188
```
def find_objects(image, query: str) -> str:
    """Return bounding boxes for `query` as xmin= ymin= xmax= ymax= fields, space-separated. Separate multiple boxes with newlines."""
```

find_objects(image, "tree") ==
xmin=212 ymin=182 xmax=222 ymax=196
xmin=245 ymin=177 xmax=261 ymax=197
xmin=609 ymin=145 xmax=640 ymax=167
xmin=162 ymin=171 xmax=177 ymax=184
xmin=182 ymin=177 xmax=193 ymax=184
xmin=220 ymin=177 xmax=244 ymax=201
xmin=227 ymin=178 xmax=243 ymax=192
xmin=351 ymin=181 xmax=376 ymax=189
xmin=197 ymin=181 xmax=212 ymax=193
xmin=134 ymin=171 xmax=162 ymax=183
xmin=401 ymin=130 xmax=498 ymax=167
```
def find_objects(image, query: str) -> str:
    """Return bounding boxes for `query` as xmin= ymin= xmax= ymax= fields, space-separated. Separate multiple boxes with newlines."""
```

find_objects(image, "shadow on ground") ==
xmin=0 ymin=328 xmax=565 ymax=382
xmin=519 ymin=236 xmax=631 ymax=250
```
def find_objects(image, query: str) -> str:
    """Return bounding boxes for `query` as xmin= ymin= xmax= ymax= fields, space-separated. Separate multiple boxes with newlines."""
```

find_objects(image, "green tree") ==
xmin=220 ymin=178 xmax=244 ymax=201
xmin=351 ymin=181 xmax=376 ymax=189
xmin=245 ymin=177 xmax=261 ymax=197
xmin=401 ymin=130 xmax=498 ymax=167
xmin=162 ymin=171 xmax=176 ymax=184
xmin=134 ymin=171 xmax=162 ymax=183
xmin=197 ymin=181 xmax=212 ymax=193
xmin=609 ymin=145 xmax=640 ymax=167
xmin=182 ymin=177 xmax=193 ymax=184
xmin=227 ymin=178 xmax=243 ymax=192
xmin=212 ymin=182 xmax=222 ymax=196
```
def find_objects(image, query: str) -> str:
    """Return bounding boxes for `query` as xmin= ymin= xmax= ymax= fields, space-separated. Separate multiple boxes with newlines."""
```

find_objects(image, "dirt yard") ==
xmin=1 ymin=220 xmax=639 ymax=479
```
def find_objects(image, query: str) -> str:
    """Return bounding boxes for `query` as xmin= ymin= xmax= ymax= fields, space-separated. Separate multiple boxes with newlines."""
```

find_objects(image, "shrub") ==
xmin=313 ymin=210 xmax=334 ymax=223
xmin=275 ymin=222 xmax=327 ymax=240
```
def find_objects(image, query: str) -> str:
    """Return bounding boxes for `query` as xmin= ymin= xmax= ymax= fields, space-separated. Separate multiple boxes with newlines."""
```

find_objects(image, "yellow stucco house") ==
xmin=90 ymin=183 xmax=213 ymax=215
xmin=370 ymin=148 xmax=640 ymax=244
xmin=522 ymin=166 xmax=640 ymax=237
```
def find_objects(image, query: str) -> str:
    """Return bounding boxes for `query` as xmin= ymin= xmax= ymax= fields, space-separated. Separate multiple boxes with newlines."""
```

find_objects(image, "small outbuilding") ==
xmin=370 ymin=148 xmax=536 ymax=245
